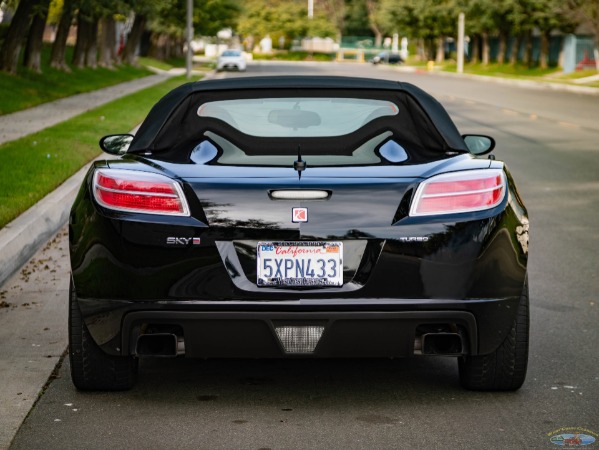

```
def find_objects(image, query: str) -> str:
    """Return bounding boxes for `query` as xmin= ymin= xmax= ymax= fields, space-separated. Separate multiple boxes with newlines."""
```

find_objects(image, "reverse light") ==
xmin=93 ymin=169 xmax=190 ymax=216
xmin=410 ymin=169 xmax=506 ymax=216
xmin=275 ymin=326 xmax=325 ymax=353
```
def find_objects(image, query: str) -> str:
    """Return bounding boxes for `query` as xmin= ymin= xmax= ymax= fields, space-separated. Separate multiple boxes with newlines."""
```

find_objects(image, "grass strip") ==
xmin=0 ymin=75 xmax=199 ymax=229
xmin=0 ymin=45 xmax=153 ymax=116
xmin=137 ymin=56 xmax=186 ymax=71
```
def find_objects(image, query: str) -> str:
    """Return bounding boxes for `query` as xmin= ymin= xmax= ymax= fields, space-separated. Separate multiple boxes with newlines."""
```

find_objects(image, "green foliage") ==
xmin=0 ymin=76 xmax=197 ymax=229
xmin=344 ymin=0 xmax=371 ymax=36
xmin=238 ymin=0 xmax=337 ymax=44
xmin=47 ymin=0 xmax=64 ymax=25
xmin=147 ymin=0 xmax=242 ymax=37
xmin=137 ymin=56 xmax=185 ymax=70
xmin=377 ymin=0 xmax=459 ymax=38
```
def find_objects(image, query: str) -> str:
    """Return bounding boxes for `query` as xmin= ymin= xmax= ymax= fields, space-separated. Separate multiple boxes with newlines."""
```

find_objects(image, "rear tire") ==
xmin=459 ymin=276 xmax=529 ymax=391
xmin=69 ymin=279 xmax=137 ymax=391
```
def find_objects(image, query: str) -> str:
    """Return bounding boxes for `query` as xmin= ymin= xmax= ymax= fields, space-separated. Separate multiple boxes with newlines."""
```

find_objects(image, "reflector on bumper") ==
xmin=275 ymin=325 xmax=325 ymax=353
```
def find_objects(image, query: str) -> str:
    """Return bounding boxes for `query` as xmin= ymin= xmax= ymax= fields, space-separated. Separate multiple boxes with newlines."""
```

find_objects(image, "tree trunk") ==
xmin=523 ymin=30 xmax=533 ymax=67
xmin=509 ymin=34 xmax=522 ymax=65
xmin=374 ymin=31 xmax=383 ymax=48
xmin=426 ymin=38 xmax=435 ymax=61
xmin=122 ymin=14 xmax=147 ymax=65
xmin=85 ymin=18 xmax=99 ymax=69
xmin=365 ymin=0 xmax=382 ymax=48
xmin=23 ymin=0 xmax=51 ymax=72
xmin=148 ymin=32 xmax=164 ymax=60
xmin=73 ymin=10 xmax=91 ymax=68
xmin=416 ymin=38 xmax=425 ymax=62
xmin=49 ymin=0 xmax=74 ymax=71
xmin=435 ymin=36 xmax=444 ymax=63
xmin=470 ymin=35 xmax=479 ymax=64
xmin=497 ymin=31 xmax=507 ymax=64
xmin=482 ymin=31 xmax=490 ymax=65
xmin=539 ymin=30 xmax=550 ymax=69
xmin=0 ymin=0 xmax=38 ymax=74
xmin=98 ymin=16 xmax=117 ymax=68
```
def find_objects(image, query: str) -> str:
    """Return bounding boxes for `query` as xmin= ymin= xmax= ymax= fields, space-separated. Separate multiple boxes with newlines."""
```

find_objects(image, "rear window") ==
xmin=221 ymin=50 xmax=241 ymax=57
xmin=197 ymin=98 xmax=399 ymax=137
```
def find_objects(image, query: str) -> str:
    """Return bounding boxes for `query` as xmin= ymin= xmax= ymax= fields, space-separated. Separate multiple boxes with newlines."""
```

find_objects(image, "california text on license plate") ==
xmin=257 ymin=242 xmax=343 ymax=287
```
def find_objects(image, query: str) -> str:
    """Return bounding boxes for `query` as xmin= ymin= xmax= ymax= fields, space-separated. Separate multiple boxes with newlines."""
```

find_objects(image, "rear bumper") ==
xmin=123 ymin=310 xmax=477 ymax=358
xmin=79 ymin=296 xmax=520 ymax=359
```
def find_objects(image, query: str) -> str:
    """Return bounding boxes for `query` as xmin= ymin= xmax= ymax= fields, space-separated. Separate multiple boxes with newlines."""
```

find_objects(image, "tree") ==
xmin=0 ymin=0 xmax=39 ymax=73
xmin=72 ymin=1 xmax=96 ymax=68
xmin=49 ymin=0 xmax=75 ymax=70
xmin=344 ymin=0 xmax=372 ymax=37
xmin=238 ymin=0 xmax=334 ymax=48
xmin=121 ymin=13 xmax=146 ymax=64
xmin=98 ymin=15 xmax=117 ymax=67
xmin=23 ymin=0 xmax=52 ymax=72
xmin=95 ymin=1 xmax=130 ymax=68
xmin=365 ymin=0 xmax=383 ymax=47
xmin=121 ymin=0 xmax=170 ymax=64
xmin=465 ymin=0 xmax=498 ymax=64
xmin=377 ymin=0 xmax=459 ymax=61
xmin=322 ymin=0 xmax=346 ymax=41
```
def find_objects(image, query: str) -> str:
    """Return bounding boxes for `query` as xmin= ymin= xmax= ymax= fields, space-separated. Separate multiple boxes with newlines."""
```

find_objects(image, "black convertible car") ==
xmin=69 ymin=76 xmax=529 ymax=391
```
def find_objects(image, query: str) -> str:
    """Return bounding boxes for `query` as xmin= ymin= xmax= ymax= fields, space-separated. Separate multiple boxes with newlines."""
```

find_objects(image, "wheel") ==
xmin=459 ymin=276 xmax=529 ymax=391
xmin=69 ymin=278 xmax=137 ymax=391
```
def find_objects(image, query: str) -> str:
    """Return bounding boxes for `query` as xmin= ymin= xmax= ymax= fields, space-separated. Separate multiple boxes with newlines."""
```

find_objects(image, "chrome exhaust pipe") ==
xmin=136 ymin=333 xmax=178 ymax=357
xmin=420 ymin=333 xmax=464 ymax=356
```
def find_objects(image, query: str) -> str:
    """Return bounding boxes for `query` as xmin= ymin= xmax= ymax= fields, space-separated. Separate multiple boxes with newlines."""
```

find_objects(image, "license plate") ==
xmin=257 ymin=242 xmax=343 ymax=287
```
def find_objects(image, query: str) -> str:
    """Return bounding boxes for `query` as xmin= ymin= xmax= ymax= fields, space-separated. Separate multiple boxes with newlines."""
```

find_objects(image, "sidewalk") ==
xmin=0 ymin=73 xmax=172 ymax=145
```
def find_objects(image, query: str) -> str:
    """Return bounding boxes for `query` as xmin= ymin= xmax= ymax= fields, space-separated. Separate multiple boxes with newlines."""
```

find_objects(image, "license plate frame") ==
xmin=257 ymin=241 xmax=343 ymax=287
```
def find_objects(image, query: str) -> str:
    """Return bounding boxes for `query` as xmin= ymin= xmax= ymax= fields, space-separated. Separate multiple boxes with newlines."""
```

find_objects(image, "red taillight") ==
xmin=93 ymin=169 xmax=189 ymax=216
xmin=410 ymin=170 xmax=506 ymax=216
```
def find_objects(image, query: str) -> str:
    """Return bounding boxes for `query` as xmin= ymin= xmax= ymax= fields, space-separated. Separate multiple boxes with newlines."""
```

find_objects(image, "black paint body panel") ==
xmin=70 ymin=159 xmax=528 ymax=358
xmin=69 ymin=78 xmax=529 ymax=361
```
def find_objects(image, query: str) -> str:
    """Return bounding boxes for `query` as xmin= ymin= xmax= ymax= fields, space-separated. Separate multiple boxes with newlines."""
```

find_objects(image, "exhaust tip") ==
xmin=421 ymin=333 xmax=464 ymax=356
xmin=136 ymin=333 xmax=178 ymax=358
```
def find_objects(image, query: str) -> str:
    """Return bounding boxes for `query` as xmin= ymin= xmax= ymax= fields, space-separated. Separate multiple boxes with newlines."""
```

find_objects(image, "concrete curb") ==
xmin=0 ymin=163 xmax=89 ymax=287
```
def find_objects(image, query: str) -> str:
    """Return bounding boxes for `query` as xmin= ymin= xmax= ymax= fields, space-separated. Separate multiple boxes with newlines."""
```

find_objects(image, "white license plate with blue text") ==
xmin=257 ymin=242 xmax=343 ymax=287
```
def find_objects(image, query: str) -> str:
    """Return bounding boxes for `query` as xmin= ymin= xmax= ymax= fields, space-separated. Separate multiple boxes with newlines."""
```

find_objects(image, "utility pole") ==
xmin=308 ymin=0 xmax=313 ymax=18
xmin=457 ymin=12 xmax=465 ymax=74
xmin=186 ymin=0 xmax=193 ymax=79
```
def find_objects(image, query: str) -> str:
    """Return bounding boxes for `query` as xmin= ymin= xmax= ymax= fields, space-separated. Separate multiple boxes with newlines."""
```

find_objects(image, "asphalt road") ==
xmin=9 ymin=61 xmax=599 ymax=449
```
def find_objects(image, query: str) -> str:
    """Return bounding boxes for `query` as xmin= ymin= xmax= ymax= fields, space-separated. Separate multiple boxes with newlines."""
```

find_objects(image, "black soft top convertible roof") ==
xmin=129 ymin=76 xmax=468 ymax=155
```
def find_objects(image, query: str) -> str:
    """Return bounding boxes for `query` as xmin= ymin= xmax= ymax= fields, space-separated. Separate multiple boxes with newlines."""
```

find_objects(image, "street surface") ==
xmin=6 ymin=61 xmax=599 ymax=449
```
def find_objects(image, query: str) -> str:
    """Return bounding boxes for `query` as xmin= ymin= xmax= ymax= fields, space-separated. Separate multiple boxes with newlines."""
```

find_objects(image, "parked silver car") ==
xmin=216 ymin=49 xmax=247 ymax=72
